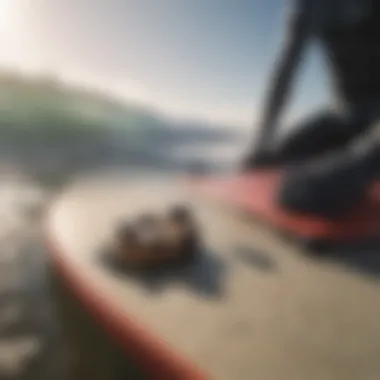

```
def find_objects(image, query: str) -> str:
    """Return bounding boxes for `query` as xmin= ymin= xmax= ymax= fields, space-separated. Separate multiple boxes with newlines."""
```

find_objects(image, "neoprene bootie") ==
xmin=278 ymin=143 xmax=380 ymax=218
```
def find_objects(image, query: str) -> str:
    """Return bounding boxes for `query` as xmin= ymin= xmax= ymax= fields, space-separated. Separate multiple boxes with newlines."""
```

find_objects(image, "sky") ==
xmin=0 ymin=0 xmax=330 ymax=129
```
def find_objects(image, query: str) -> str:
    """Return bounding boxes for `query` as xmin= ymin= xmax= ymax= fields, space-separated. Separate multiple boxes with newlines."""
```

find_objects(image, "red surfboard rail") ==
xmin=190 ymin=170 xmax=380 ymax=243
xmin=46 ymin=221 xmax=208 ymax=380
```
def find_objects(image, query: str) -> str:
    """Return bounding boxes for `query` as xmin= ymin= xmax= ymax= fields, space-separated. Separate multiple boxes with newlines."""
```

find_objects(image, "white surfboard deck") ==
xmin=47 ymin=172 xmax=380 ymax=380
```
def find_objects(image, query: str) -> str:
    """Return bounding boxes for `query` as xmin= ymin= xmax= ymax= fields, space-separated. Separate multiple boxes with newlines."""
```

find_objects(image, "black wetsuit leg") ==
xmin=270 ymin=111 xmax=367 ymax=165
xmin=243 ymin=110 xmax=369 ymax=169
xmin=278 ymin=123 xmax=380 ymax=218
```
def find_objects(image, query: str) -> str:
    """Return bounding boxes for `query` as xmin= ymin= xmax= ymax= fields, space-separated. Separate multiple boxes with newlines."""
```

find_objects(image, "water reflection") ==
xmin=0 ymin=123 xmax=241 ymax=379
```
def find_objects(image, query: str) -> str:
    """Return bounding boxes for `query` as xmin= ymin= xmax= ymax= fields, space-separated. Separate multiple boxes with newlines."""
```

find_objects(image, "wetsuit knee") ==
xmin=278 ymin=148 xmax=377 ymax=218
xmin=274 ymin=112 xmax=347 ymax=163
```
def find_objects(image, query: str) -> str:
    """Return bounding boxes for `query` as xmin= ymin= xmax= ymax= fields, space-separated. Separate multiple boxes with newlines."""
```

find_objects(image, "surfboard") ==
xmin=46 ymin=171 xmax=380 ymax=380
xmin=189 ymin=170 xmax=380 ymax=249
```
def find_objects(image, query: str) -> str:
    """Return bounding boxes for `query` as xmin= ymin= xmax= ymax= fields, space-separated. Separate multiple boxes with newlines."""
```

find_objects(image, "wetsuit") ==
xmin=246 ymin=0 xmax=380 ymax=217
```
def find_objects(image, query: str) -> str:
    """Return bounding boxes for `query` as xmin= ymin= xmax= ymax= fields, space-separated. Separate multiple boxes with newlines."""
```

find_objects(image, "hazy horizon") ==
xmin=1 ymin=0 xmax=330 ymax=129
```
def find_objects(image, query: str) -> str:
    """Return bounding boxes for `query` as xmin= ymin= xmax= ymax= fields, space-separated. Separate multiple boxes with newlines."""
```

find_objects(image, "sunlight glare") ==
xmin=0 ymin=0 xmax=12 ymax=30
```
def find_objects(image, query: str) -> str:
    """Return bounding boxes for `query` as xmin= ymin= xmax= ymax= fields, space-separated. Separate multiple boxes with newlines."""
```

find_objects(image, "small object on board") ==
xmin=112 ymin=205 xmax=200 ymax=270
xmin=165 ymin=205 xmax=199 ymax=262
xmin=113 ymin=222 xmax=150 ymax=268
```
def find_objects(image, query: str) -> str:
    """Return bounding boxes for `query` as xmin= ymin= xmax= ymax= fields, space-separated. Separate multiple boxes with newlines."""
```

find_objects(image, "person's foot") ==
xmin=278 ymin=149 xmax=377 ymax=218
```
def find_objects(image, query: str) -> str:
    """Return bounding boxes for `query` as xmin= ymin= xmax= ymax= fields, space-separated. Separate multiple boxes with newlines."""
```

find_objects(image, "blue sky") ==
xmin=0 ymin=0 xmax=329 ymax=128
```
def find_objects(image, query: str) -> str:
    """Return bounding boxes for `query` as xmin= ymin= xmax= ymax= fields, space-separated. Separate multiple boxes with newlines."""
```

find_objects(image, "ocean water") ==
xmin=0 ymin=127 xmax=242 ymax=379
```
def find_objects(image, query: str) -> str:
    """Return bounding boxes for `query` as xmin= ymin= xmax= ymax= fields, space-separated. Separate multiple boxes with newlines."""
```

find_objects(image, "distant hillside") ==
xmin=0 ymin=70 xmax=242 ymax=156
xmin=0 ymin=71 xmax=167 ymax=132
xmin=0 ymin=71 xmax=244 ymax=177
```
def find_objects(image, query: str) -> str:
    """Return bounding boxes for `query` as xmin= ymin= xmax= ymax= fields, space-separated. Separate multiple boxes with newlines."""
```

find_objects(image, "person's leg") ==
xmin=244 ymin=110 xmax=366 ymax=169
xmin=270 ymin=111 xmax=357 ymax=164
xmin=278 ymin=122 xmax=380 ymax=218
